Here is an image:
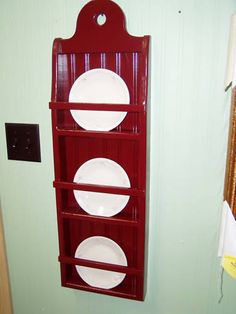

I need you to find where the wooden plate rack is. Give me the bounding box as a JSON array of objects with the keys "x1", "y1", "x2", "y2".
[{"x1": 49, "y1": 0, "x2": 150, "y2": 301}]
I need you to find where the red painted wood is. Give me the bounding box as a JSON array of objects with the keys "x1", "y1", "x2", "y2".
[
  {"x1": 61, "y1": 212, "x2": 140, "y2": 226},
  {"x1": 56, "y1": 129, "x2": 141, "y2": 140},
  {"x1": 60, "y1": 191, "x2": 143, "y2": 224},
  {"x1": 59, "y1": 256, "x2": 142, "y2": 275},
  {"x1": 55, "y1": 1, "x2": 148, "y2": 54},
  {"x1": 50, "y1": 0, "x2": 150, "y2": 301},
  {"x1": 62, "y1": 281, "x2": 138, "y2": 300},
  {"x1": 53, "y1": 181, "x2": 144, "y2": 196},
  {"x1": 49, "y1": 102, "x2": 144, "y2": 111}
]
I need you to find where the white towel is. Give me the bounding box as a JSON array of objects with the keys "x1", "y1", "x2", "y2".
[
  {"x1": 218, "y1": 201, "x2": 236, "y2": 259},
  {"x1": 218, "y1": 201, "x2": 236, "y2": 279}
]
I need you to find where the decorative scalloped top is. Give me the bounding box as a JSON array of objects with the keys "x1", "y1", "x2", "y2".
[{"x1": 55, "y1": 0, "x2": 149, "y2": 53}]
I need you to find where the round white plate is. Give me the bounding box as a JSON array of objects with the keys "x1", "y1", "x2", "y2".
[
  {"x1": 69, "y1": 68, "x2": 130, "y2": 131},
  {"x1": 75, "y1": 236, "x2": 127, "y2": 289},
  {"x1": 73, "y1": 158, "x2": 130, "y2": 217}
]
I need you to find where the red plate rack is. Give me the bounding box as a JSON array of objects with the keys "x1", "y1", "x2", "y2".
[{"x1": 49, "y1": 0, "x2": 150, "y2": 301}]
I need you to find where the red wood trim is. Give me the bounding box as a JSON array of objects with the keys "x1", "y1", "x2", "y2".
[
  {"x1": 49, "y1": 102, "x2": 145, "y2": 112},
  {"x1": 59, "y1": 256, "x2": 142, "y2": 275},
  {"x1": 53, "y1": 181, "x2": 145, "y2": 197},
  {"x1": 55, "y1": 1, "x2": 149, "y2": 54},
  {"x1": 61, "y1": 211, "x2": 139, "y2": 226},
  {"x1": 58, "y1": 42, "x2": 148, "y2": 54},
  {"x1": 62, "y1": 282, "x2": 138, "y2": 300},
  {"x1": 55, "y1": 129, "x2": 141, "y2": 140}
]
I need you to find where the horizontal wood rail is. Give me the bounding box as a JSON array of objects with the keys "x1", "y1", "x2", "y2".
[
  {"x1": 63, "y1": 281, "x2": 138, "y2": 300},
  {"x1": 53, "y1": 181, "x2": 145, "y2": 197},
  {"x1": 49, "y1": 101, "x2": 146, "y2": 112},
  {"x1": 59, "y1": 255, "x2": 142, "y2": 275},
  {"x1": 61, "y1": 211, "x2": 139, "y2": 226},
  {"x1": 55, "y1": 128, "x2": 141, "y2": 140}
]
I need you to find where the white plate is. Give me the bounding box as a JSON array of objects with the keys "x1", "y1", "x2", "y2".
[
  {"x1": 75, "y1": 236, "x2": 127, "y2": 289},
  {"x1": 73, "y1": 158, "x2": 130, "y2": 217},
  {"x1": 69, "y1": 68, "x2": 130, "y2": 131}
]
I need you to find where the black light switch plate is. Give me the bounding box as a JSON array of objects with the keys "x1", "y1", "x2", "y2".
[{"x1": 5, "y1": 123, "x2": 41, "y2": 162}]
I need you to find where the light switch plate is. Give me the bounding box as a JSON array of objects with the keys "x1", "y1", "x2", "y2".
[{"x1": 5, "y1": 123, "x2": 41, "y2": 162}]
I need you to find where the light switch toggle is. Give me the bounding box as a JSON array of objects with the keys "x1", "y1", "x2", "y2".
[
  {"x1": 11, "y1": 137, "x2": 18, "y2": 149},
  {"x1": 25, "y1": 137, "x2": 31, "y2": 151}
]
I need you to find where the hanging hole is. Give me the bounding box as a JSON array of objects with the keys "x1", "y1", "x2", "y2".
[{"x1": 96, "y1": 13, "x2": 106, "y2": 26}]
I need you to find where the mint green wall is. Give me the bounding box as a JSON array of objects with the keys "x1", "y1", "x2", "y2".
[{"x1": 1, "y1": 0, "x2": 236, "y2": 313}]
